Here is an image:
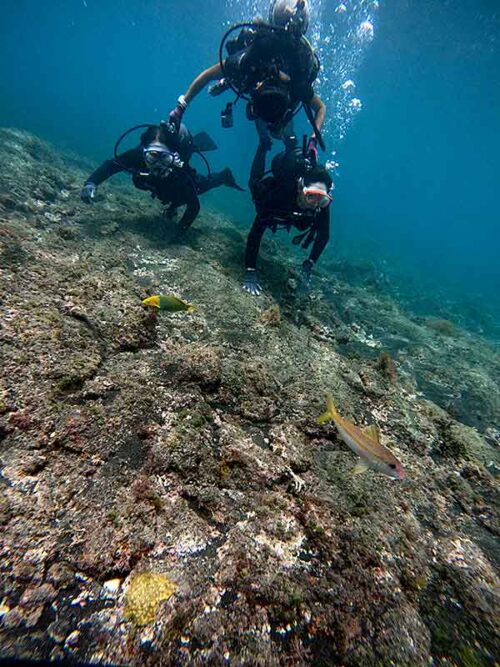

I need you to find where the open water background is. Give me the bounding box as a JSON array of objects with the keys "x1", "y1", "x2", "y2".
[{"x1": 1, "y1": 0, "x2": 499, "y2": 336}]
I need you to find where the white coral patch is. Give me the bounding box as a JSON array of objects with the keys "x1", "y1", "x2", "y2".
[
  {"x1": 174, "y1": 536, "x2": 210, "y2": 557},
  {"x1": 0, "y1": 600, "x2": 10, "y2": 618},
  {"x1": 253, "y1": 531, "x2": 305, "y2": 568},
  {"x1": 102, "y1": 579, "x2": 122, "y2": 597},
  {"x1": 444, "y1": 538, "x2": 496, "y2": 582},
  {"x1": 44, "y1": 212, "x2": 62, "y2": 223}
]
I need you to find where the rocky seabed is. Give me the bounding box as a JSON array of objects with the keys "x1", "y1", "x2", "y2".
[{"x1": 0, "y1": 129, "x2": 499, "y2": 666}]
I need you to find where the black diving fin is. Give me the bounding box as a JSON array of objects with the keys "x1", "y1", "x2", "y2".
[{"x1": 192, "y1": 131, "x2": 218, "y2": 152}]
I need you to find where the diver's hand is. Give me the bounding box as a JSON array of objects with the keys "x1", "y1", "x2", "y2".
[
  {"x1": 209, "y1": 79, "x2": 229, "y2": 97},
  {"x1": 307, "y1": 137, "x2": 318, "y2": 164},
  {"x1": 301, "y1": 259, "x2": 314, "y2": 288},
  {"x1": 259, "y1": 136, "x2": 273, "y2": 151},
  {"x1": 242, "y1": 268, "x2": 262, "y2": 296},
  {"x1": 168, "y1": 95, "x2": 188, "y2": 131},
  {"x1": 161, "y1": 204, "x2": 178, "y2": 223},
  {"x1": 81, "y1": 182, "x2": 96, "y2": 204}
]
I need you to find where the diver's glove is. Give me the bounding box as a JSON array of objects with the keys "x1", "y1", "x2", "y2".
[
  {"x1": 162, "y1": 204, "x2": 178, "y2": 222},
  {"x1": 168, "y1": 95, "x2": 188, "y2": 131},
  {"x1": 307, "y1": 137, "x2": 318, "y2": 164},
  {"x1": 242, "y1": 268, "x2": 262, "y2": 296},
  {"x1": 301, "y1": 259, "x2": 314, "y2": 287},
  {"x1": 81, "y1": 182, "x2": 97, "y2": 204}
]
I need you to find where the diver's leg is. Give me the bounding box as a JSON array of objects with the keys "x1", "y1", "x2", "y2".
[{"x1": 195, "y1": 170, "x2": 244, "y2": 194}]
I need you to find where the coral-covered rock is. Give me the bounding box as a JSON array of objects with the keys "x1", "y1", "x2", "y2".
[{"x1": 0, "y1": 129, "x2": 498, "y2": 666}]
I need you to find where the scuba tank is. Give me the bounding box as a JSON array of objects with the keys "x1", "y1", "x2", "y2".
[{"x1": 271, "y1": 136, "x2": 314, "y2": 181}]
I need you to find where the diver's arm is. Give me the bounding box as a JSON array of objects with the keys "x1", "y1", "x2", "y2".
[
  {"x1": 248, "y1": 142, "x2": 269, "y2": 195},
  {"x1": 169, "y1": 64, "x2": 225, "y2": 129},
  {"x1": 245, "y1": 217, "x2": 267, "y2": 269},
  {"x1": 175, "y1": 124, "x2": 194, "y2": 162},
  {"x1": 183, "y1": 63, "x2": 224, "y2": 105},
  {"x1": 243, "y1": 214, "x2": 267, "y2": 295},
  {"x1": 178, "y1": 192, "x2": 201, "y2": 231},
  {"x1": 85, "y1": 160, "x2": 122, "y2": 187},
  {"x1": 85, "y1": 149, "x2": 140, "y2": 186},
  {"x1": 305, "y1": 94, "x2": 326, "y2": 159},
  {"x1": 309, "y1": 209, "x2": 330, "y2": 264},
  {"x1": 310, "y1": 94, "x2": 326, "y2": 133}
]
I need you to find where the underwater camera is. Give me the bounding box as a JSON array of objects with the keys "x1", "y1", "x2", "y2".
[{"x1": 221, "y1": 102, "x2": 234, "y2": 128}]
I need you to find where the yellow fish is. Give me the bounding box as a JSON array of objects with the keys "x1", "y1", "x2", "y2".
[
  {"x1": 317, "y1": 395, "x2": 405, "y2": 480},
  {"x1": 142, "y1": 295, "x2": 196, "y2": 313}
]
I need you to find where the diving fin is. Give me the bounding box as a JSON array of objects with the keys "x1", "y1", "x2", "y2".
[
  {"x1": 192, "y1": 131, "x2": 218, "y2": 152},
  {"x1": 326, "y1": 395, "x2": 339, "y2": 419},
  {"x1": 317, "y1": 395, "x2": 339, "y2": 425}
]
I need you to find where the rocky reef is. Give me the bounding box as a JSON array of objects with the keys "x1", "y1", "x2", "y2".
[{"x1": 0, "y1": 128, "x2": 498, "y2": 666}]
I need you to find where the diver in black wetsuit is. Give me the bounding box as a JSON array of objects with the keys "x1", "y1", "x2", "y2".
[
  {"x1": 80, "y1": 124, "x2": 243, "y2": 233},
  {"x1": 242, "y1": 141, "x2": 333, "y2": 296},
  {"x1": 167, "y1": 0, "x2": 325, "y2": 156}
]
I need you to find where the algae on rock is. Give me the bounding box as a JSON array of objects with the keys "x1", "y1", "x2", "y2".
[{"x1": 124, "y1": 573, "x2": 176, "y2": 626}]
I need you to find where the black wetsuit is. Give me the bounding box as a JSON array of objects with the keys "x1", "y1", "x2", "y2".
[
  {"x1": 225, "y1": 26, "x2": 319, "y2": 107},
  {"x1": 84, "y1": 127, "x2": 229, "y2": 230},
  {"x1": 245, "y1": 143, "x2": 330, "y2": 269},
  {"x1": 223, "y1": 24, "x2": 320, "y2": 144}
]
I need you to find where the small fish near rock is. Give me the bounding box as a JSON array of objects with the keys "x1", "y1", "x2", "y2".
[
  {"x1": 317, "y1": 395, "x2": 405, "y2": 480},
  {"x1": 142, "y1": 295, "x2": 196, "y2": 313}
]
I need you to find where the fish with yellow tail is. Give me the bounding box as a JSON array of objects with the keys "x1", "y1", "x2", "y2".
[
  {"x1": 142, "y1": 295, "x2": 196, "y2": 313},
  {"x1": 317, "y1": 395, "x2": 405, "y2": 480}
]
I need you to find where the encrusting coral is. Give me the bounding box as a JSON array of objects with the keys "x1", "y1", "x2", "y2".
[{"x1": 124, "y1": 573, "x2": 177, "y2": 626}]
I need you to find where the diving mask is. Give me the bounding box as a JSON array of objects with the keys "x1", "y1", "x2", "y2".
[
  {"x1": 298, "y1": 179, "x2": 333, "y2": 210},
  {"x1": 143, "y1": 142, "x2": 175, "y2": 168}
]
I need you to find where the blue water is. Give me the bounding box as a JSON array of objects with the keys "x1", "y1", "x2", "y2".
[{"x1": 1, "y1": 0, "x2": 499, "y2": 335}]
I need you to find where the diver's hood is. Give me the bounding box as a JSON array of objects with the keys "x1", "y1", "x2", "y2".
[
  {"x1": 271, "y1": 148, "x2": 310, "y2": 180},
  {"x1": 251, "y1": 84, "x2": 291, "y2": 124},
  {"x1": 269, "y1": 0, "x2": 310, "y2": 35}
]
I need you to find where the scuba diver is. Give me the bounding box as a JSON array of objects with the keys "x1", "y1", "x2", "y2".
[
  {"x1": 167, "y1": 0, "x2": 325, "y2": 156},
  {"x1": 242, "y1": 138, "x2": 333, "y2": 296},
  {"x1": 80, "y1": 123, "x2": 243, "y2": 233}
]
